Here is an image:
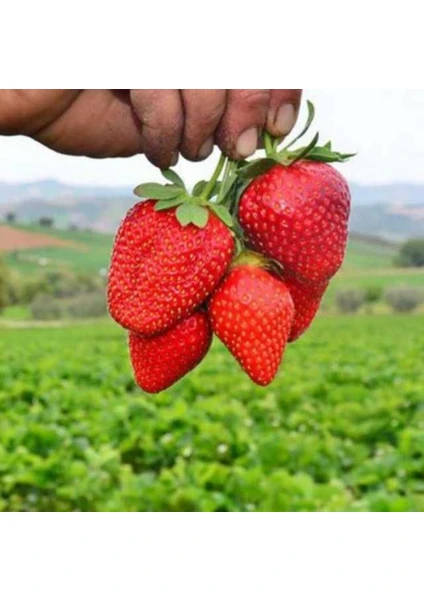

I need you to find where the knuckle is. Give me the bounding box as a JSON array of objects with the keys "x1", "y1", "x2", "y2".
[
  {"x1": 235, "y1": 89, "x2": 270, "y2": 112},
  {"x1": 185, "y1": 91, "x2": 225, "y2": 129}
]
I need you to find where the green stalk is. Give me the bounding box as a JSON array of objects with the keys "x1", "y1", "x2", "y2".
[
  {"x1": 216, "y1": 157, "x2": 232, "y2": 204},
  {"x1": 201, "y1": 153, "x2": 227, "y2": 200},
  {"x1": 263, "y1": 131, "x2": 275, "y2": 157}
]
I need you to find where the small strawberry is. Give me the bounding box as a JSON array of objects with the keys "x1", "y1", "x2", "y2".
[
  {"x1": 108, "y1": 200, "x2": 234, "y2": 336},
  {"x1": 208, "y1": 252, "x2": 294, "y2": 386},
  {"x1": 129, "y1": 311, "x2": 212, "y2": 393},
  {"x1": 283, "y1": 275, "x2": 328, "y2": 342},
  {"x1": 238, "y1": 160, "x2": 351, "y2": 285}
]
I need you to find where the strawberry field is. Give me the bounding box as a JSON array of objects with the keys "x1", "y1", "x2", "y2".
[{"x1": 1, "y1": 315, "x2": 423, "y2": 512}]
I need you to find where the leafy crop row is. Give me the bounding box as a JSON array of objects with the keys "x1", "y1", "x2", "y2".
[{"x1": 0, "y1": 316, "x2": 423, "y2": 511}]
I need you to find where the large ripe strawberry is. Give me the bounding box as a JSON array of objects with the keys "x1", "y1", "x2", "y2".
[
  {"x1": 283, "y1": 275, "x2": 328, "y2": 342},
  {"x1": 129, "y1": 311, "x2": 212, "y2": 393},
  {"x1": 208, "y1": 253, "x2": 294, "y2": 386},
  {"x1": 108, "y1": 200, "x2": 234, "y2": 336},
  {"x1": 238, "y1": 160, "x2": 351, "y2": 285}
]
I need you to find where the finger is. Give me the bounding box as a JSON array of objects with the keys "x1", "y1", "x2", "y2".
[
  {"x1": 215, "y1": 89, "x2": 270, "y2": 159},
  {"x1": 180, "y1": 89, "x2": 227, "y2": 161},
  {"x1": 34, "y1": 90, "x2": 145, "y2": 158},
  {"x1": 266, "y1": 89, "x2": 302, "y2": 137},
  {"x1": 130, "y1": 89, "x2": 184, "y2": 168}
]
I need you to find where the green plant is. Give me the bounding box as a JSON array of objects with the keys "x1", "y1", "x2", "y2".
[
  {"x1": 385, "y1": 287, "x2": 423, "y2": 313},
  {"x1": 0, "y1": 316, "x2": 423, "y2": 512},
  {"x1": 63, "y1": 291, "x2": 107, "y2": 319},
  {"x1": 30, "y1": 291, "x2": 108, "y2": 321},
  {"x1": 335, "y1": 288, "x2": 365, "y2": 314},
  {"x1": 30, "y1": 293, "x2": 64, "y2": 320},
  {"x1": 396, "y1": 238, "x2": 424, "y2": 268},
  {"x1": 364, "y1": 285, "x2": 383, "y2": 304}
]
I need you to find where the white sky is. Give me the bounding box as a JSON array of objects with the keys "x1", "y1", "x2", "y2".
[{"x1": 0, "y1": 89, "x2": 423, "y2": 188}]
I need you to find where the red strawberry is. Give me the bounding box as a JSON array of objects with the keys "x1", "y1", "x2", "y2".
[
  {"x1": 208, "y1": 254, "x2": 294, "y2": 386},
  {"x1": 283, "y1": 276, "x2": 328, "y2": 342},
  {"x1": 129, "y1": 311, "x2": 212, "y2": 393},
  {"x1": 108, "y1": 201, "x2": 234, "y2": 336},
  {"x1": 238, "y1": 161, "x2": 350, "y2": 285}
]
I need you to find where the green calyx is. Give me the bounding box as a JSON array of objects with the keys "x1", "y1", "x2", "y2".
[
  {"x1": 232, "y1": 250, "x2": 270, "y2": 270},
  {"x1": 133, "y1": 154, "x2": 237, "y2": 230},
  {"x1": 231, "y1": 250, "x2": 283, "y2": 275},
  {"x1": 237, "y1": 100, "x2": 356, "y2": 181}
]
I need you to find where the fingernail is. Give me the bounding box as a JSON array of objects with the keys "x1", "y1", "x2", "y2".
[
  {"x1": 170, "y1": 152, "x2": 179, "y2": 166},
  {"x1": 274, "y1": 104, "x2": 296, "y2": 135},
  {"x1": 198, "y1": 137, "x2": 214, "y2": 160},
  {"x1": 236, "y1": 127, "x2": 258, "y2": 158}
]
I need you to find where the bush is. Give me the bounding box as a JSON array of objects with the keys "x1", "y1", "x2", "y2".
[
  {"x1": 385, "y1": 287, "x2": 424, "y2": 313},
  {"x1": 38, "y1": 216, "x2": 54, "y2": 228},
  {"x1": 17, "y1": 270, "x2": 106, "y2": 305},
  {"x1": 0, "y1": 257, "x2": 8, "y2": 313},
  {"x1": 396, "y1": 238, "x2": 424, "y2": 268},
  {"x1": 63, "y1": 291, "x2": 107, "y2": 319},
  {"x1": 30, "y1": 294, "x2": 64, "y2": 320},
  {"x1": 4, "y1": 271, "x2": 24, "y2": 306},
  {"x1": 5, "y1": 212, "x2": 16, "y2": 223},
  {"x1": 364, "y1": 286, "x2": 383, "y2": 304},
  {"x1": 335, "y1": 288, "x2": 365, "y2": 314},
  {"x1": 30, "y1": 291, "x2": 107, "y2": 321}
]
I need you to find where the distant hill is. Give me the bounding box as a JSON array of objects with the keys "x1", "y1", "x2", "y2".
[
  {"x1": 0, "y1": 179, "x2": 129, "y2": 203},
  {"x1": 350, "y1": 203, "x2": 424, "y2": 241},
  {"x1": 350, "y1": 182, "x2": 424, "y2": 206},
  {"x1": 1, "y1": 179, "x2": 424, "y2": 240},
  {"x1": 2, "y1": 178, "x2": 424, "y2": 206}
]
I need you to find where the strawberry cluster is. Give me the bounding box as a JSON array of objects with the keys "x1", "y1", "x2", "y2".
[{"x1": 108, "y1": 102, "x2": 353, "y2": 392}]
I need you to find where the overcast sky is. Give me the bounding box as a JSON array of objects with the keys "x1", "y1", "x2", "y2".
[{"x1": 0, "y1": 89, "x2": 423, "y2": 188}]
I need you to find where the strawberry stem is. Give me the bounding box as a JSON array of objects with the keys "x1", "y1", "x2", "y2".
[
  {"x1": 263, "y1": 131, "x2": 275, "y2": 157},
  {"x1": 201, "y1": 153, "x2": 227, "y2": 201}
]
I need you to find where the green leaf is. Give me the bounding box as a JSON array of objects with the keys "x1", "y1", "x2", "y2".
[
  {"x1": 193, "y1": 181, "x2": 207, "y2": 196},
  {"x1": 306, "y1": 146, "x2": 356, "y2": 163},
  {"x1": 235, "y1": 237, "x2": 244, "y2": 254},
  {"x1": 161, "y1": 169, "x2": 185, "y2": 188},
  {"x1": 133, "y1": 183, "x2": 182, "y2": 200},
  {"x1": 192, "y1": 180, "x2": 221, "y2": 199},
  {"x1": 154, "y1": 198, "x2": 186, "y2": 211},
  {"x1": 208, "y1": 181, "x2": 222, "y2": 198},
  {"x1": 283, "y1": 132, "x2": 320, "y2": 166},
  {"x1": 237, "y1": 158, "x2": 279, "y2": 180},
  {"x1": 210, "y1": 204, "x2": 233, "y2": 228},
  {"x1": 191, "y1": 206, "x2": 209, "y2": 228},
  {"x1": 284, "y1": 100, "x2": 315, "y2": 150},
  {"x1": 220, "y1": 172, "x2": 238, "y2": 200},
  {"x1": 176, "y1": 204, "x2": 209, "y2": 228}
]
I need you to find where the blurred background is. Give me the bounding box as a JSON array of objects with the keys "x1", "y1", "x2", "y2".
[{"x1": 0, "y1": 89, "x2": 423, "y2": 511}]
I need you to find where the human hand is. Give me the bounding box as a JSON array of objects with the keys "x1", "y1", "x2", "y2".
[{"x1": 0, "y1": 89, "x2": 302, "y2": 168}]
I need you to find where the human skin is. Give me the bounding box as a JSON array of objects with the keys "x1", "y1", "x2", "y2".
[{"x1": 0, "y1": 89, "x2": 302, "y2": 168}]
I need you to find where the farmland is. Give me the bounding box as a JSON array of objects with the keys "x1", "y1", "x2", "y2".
[
  {"x1": 1, "y1": 315, "x2": 423, "y2": 512},
  {"x1": 2, "y1": 224, "x2": 113, "y2": 275},
  {"x1": 1, "y1": 225, "x2": 423, "y2": 322}
]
